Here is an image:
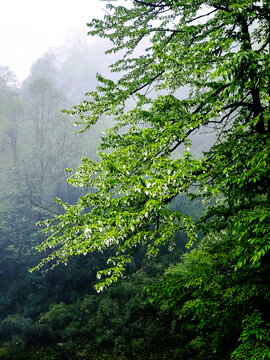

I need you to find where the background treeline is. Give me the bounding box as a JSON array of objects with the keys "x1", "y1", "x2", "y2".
[{"x1": 0, "y1": 39, "x2": 203, "y2": 360}]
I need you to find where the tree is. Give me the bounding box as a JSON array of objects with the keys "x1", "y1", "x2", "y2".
[
  {"x1": 33, "y1": 0, "x2": 270, "y2": 292},
  {"x1": 149, "y1": 231, "x2": 270, "y2": 359}
]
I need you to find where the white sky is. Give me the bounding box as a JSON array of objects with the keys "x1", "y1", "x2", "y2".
[{"x1": 0, "y1": 0, "x2": 108, "y2": 82}]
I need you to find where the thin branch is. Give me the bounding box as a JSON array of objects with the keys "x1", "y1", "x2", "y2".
[
  {"x1": 222, "y1": 101, "x2": 251, "y2": 111},
  {"x1": 169, "y1": 128, "x2": 194, "y2": 153},
  {"x1": 133, "y1": 0, "x2": 167, "y2": 9},
  {"x1": 194, "y1": 83, "x2": 231, "y2": 114},
  {"x1": 186, "y1": 9, "x2": 218, "y2": 24},
  {"x1": 208, "y1": 107, "x2": 237, "y2": 125},
  {"x1": 130, "y1": 71, "x2": 164, "y2": 95},
  {"x1": 212, "y1": 5, "x2": 231, "y2": 12},
  {"x1": 258, "y1": 39, "x2": 270, "y2": 52},
  {"x1": 21, "y1": 194, "x2": 60, "y2": 216}
]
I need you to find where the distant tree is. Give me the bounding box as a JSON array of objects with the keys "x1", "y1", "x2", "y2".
[
  {"x1": 0, "y1": 59, "x2": 100, "y2": 326},
  {"x1": 33, "y1": 0, "x2": 270, "y2": 292},
  {"x1": 20, "y1": 76, "x2": 81, "y2": 207},
  {"x1": 0, "y1": 67, "x2": 23, "y2": 211},
  {"x1": 0, "y1": 66, "x2": 17, "y2": 103}
]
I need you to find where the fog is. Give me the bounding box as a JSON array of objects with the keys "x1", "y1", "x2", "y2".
[
  {"x1": 0, "y1": 2, "x2": 214, "y2": 358},
  {"x1": 0, "y1": 0, "x2": 109, "y2": 82}
]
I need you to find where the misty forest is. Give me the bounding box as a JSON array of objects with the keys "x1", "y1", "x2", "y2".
[{"x1": 0, "y1": 1, "x2": 270, "y2": 359}]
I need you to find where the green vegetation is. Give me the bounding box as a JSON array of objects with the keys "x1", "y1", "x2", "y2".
[{"x1": 1, "y1": 1, "x2": 270, "y2": 359}]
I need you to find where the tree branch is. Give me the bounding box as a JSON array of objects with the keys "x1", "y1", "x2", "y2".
[
  {"x1": 21, "y1": 194, "x2": 60, "y2": 216},
  {"x1": 133, "y1": 0, "x2": 166, "y2": 8}
]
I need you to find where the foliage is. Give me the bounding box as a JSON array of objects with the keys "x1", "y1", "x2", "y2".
[
  {"x1": 231, "y1": 311, "x2": 270, "y2": 360},
  {"x1": 32, "y1": 0, "x2": 270, "y2": 294},
  {"x1": 149, "y1": 231, "x2": 270, "y2": 359},
  {"x1": 0, "y1": 262, "x2": 184, "y2": 360}
]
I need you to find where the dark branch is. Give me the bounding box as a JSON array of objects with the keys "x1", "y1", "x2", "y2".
[
  {"x1": 133, "y1": 0, "x2": 167, "y2": 8},
  {"x1": 22, "y1": 194, "x2": 60, "y2": 216},
  {"x1": 186, "y1": 9, "x2": 218, "y2": 24}
]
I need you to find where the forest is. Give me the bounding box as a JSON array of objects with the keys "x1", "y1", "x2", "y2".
[{"x1": 0, "y1": 1, "x2": 269, "y2": 359}]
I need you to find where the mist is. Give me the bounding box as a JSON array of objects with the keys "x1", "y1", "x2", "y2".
[{"x1": 0, "y1": 5, "x2": 220, "y2": 357}]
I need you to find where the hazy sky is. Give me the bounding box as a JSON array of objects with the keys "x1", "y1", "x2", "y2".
[{"x1": 0, "y1": 0, "x2": 109, "y2": 82}]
